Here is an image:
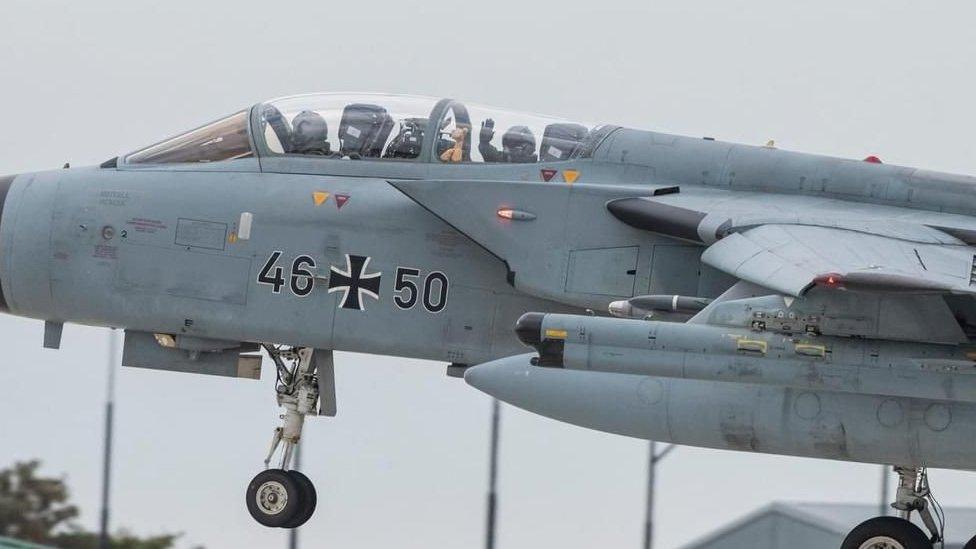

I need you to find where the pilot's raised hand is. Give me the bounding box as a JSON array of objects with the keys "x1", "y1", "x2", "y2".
[{"x1": 480, "y1": 118, "x2": 495, "y2": 144}]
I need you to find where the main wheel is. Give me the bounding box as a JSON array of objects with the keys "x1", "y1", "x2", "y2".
[
  {"x1": 841, "y1": 517, "x2": 932, "y2": 549},
  {"x1": 283, "y1": 470, "x2": 317, "y2": 528},
  {"x1": 964, "y1": 534, "x2": 976, "y2": 549},
  {"x1": 246, "y1": 469, "x2": 305, "y2": 527}
]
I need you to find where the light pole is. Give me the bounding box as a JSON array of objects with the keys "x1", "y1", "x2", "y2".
[
  {"x1": 643, "y1": 442, "x2": 676, "y2": 549},
  {"x1": 98, "y1": 329, "x2": 119, "y2": 549},
  {"x1": 288, "y1": 443, "x2": 302, "y2": 549},
  {"x1": 485, "y1": 398, "x2": 501, "y2": 549},
  {"x1": 879, "y1": 465, "x2": 889, "y2": 517}
]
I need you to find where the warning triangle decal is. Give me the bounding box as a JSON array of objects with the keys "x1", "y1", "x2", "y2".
[
  {"x1": 335, "y1": 194, "x2": 350, "y2": 209},
  {"x1": 540, "y1": 168, "x2": 557, "y2": 182},
  {"x1": 313, "y1": 191, "x2": 330, "y2": 206}
]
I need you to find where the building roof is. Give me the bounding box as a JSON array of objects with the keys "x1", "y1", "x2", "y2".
[{"x1": 683, "y1": 501, "x2": 976, "y2": 548}]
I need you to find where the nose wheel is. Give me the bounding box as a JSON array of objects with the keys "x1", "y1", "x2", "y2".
[
  {"x1": 841, "y1": 467, "x2": 945, "y2": 549},
  {"x1": 246, "y1": 469, "x2": 315, "y2": 528},
  {"x1": 841, "y1": 516, "x2": 931, "y2": 549},
  {"x1": 246, "y1": 346, "x2": 334, "y2": 529},
  {"x1": 285, "y1": 470, "x2": 318, "y2": 528}
]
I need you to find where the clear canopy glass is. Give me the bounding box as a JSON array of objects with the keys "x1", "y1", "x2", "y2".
[
  {"x1": 127, "y1": 110, "x2": 253, "y2": 164},
  {"x1": 435, "y1": 100, "x2": 592, "y2": 164},
  {"x1": 257, "y1": 93, "x2": 594, "y2": 164},
  {"x1": 258, "y1": 93, "x2": 440, "y2": 160},
  {"x1": 123, "y1": 93, "x2": 598, "y2": 165}
]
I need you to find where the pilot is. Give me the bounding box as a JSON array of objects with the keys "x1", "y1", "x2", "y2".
[
  {"x1": 478, "y1": 119, "x2": 537, "y2": 163},
  {"x1": 291, "y1": 110, "x2": 336, "y2": 156}
]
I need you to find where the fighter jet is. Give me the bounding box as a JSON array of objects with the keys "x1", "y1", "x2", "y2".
[{"x1": 1, "y1": 92, "x2": 974, "y2": 547}]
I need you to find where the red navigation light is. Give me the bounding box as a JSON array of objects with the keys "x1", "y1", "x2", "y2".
[
  {"x1": 863, "y1": 155, "x2": 883, "y2": 164},
  {"x1": 814, "y1": 272, "x2": 845, "y2": 289}
]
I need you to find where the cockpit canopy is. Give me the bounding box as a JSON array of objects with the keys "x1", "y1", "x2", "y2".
[
  {"x1": 125, "y1": 93, "x2": 602, "y2": 165},
  {"x1": 259, "y1": 94, "x2": 439, "y2": 160}
]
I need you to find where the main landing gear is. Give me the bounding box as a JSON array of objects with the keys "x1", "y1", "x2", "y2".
[
  {"x1": 841, "y1": 467, "x2": 947, "y2": 549},
  {"x1": 246, "y1": 346, "x2": 335, "y2": 529}
]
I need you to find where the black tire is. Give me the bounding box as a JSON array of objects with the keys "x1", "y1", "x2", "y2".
[
  {"x1": 245, "y1": 469, "x2": 305, "y2": 528},
  {"x1": 283, "y1": 470, "x2": 317, "y2": 529},
  {"x1": 841, "y1": 517, "x2": 932, "y2": 549},
  {"x1": 964, "y1": 534, "x2": 976, "y2": 549}
]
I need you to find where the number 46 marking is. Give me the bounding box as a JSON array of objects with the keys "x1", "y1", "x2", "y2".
[
  {"x1": 257, "y1": 251, "x2": 316, "y2": 297},
  {"x1": 394, "y1": 267, "x2": 448, "y2": 313}
]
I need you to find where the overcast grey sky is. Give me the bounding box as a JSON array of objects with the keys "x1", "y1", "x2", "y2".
[{"x1": 2, "y1": 1, "x2": 976, "y2": 548}]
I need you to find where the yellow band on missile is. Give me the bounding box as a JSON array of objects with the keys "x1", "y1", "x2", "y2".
[
  {"x1": 736, "y1": 339, "x2": 767, "y2": 354},
  {"x1": 544, "y1": 328, "x2": 568, "y2": 340},
  {"x1": 795, "y1": 343, "x2": 826, "y2": 358}
]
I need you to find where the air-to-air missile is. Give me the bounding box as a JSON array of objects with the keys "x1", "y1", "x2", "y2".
[
  {"x1": 516, "y1": 311, "x2": 976, "y2": 402},
  {"x1": 464, "y1": 308, "x2": 976, "y2": 469},
  {"x1": 608, "y1": 294, "x2": 712, "y2": 320}
]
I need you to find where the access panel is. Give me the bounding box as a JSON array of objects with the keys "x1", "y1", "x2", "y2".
[
  {"x1": 648, "y1": 244, "x2": 701, "y2": 296},
  {"x1": 565, "y1": 246, "x2": 638, "y2": 297}
]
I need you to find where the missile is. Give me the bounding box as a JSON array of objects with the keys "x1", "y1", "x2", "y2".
[
  {"x1": 512, "y1": 312, "x2": 976, "y2": 403},
  {"x1": 608, "y1": 294, "x2": 711, "y2": 319}
]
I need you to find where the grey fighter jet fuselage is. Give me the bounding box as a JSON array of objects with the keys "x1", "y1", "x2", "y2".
[{"x1": 2, "y1": 92, "x2": 974, "y2": 543}]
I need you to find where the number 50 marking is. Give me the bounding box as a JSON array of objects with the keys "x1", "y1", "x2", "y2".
[{"x1": 394, "y1": 267, "x2": 449, "y2": 313}]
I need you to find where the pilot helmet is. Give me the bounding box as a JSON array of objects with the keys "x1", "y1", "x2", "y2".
[
  {"x1": 502, "y1": 125, "x2": 536, "y2": 160},
  {"x1": 292, "y1": 110, "x2": 330, "y2": 153}
]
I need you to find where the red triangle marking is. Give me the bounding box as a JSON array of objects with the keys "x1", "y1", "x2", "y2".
[
  {"x1": 540, "y1": 168, "x2": 557, "y2": 182},
  {"x1": 335, "y1": 194, "x2": 350, "y2": 209}
]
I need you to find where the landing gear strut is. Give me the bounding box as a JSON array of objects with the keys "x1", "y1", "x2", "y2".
[
  {"x1": 246, "y1": 347, "x2": 333, "y2": 529},
  {"x1": 841, "y1": 466, "x2": 945, "y2": 549}
]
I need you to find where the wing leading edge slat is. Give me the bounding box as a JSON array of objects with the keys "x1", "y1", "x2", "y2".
[{"x1": 701, "y1": 224, "x2": 975, "y2": 297}]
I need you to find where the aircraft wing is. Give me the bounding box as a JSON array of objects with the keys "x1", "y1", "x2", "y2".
[
  {"x1": 700, "y1": 223, "x2": 975, "y2": 297},
  {"x1": 607, "y1": 193, "x2": 976, "y2": 297}
]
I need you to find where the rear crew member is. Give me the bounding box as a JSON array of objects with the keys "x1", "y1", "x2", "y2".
[{"x1": 478, "y1": 119, "x2": 537, "y2": 163}]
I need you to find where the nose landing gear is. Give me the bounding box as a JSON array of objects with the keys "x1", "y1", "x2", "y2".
[
  {"x1": 841, "y1": 467, "x2": 945, "y2": 549},
  {"x1": 246, "y1": 347, "x2": 333, "y2": 529}
]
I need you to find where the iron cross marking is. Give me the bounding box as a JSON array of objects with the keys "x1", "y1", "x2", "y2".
[{"x1": 327, "y1": 254, "x2": 382, "y2": 310}]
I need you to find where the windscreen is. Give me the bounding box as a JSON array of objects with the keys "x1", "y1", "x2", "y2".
[{"x1": 126, "y1": 111, "x2": 253, "y2": 164}]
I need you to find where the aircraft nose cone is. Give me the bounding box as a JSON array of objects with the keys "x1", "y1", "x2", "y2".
[
  {"x1": 0, "y1": 174, "x2": 15, "y2": 313},
  {"x1": 607, "y1": 300, "x2": 633, "y2": 318}
]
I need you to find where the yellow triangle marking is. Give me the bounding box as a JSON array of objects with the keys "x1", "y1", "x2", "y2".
[
  {"x1": 313, "y1": 191, "x2": 330, "y2": 206},
  {"x1": 563, "y1": 169, "x2": 580, "y2": 184}
]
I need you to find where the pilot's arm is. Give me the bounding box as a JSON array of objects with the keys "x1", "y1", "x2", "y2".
[{"x1": 478, "y1": 119, "x2": 506, "y2": 162}]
